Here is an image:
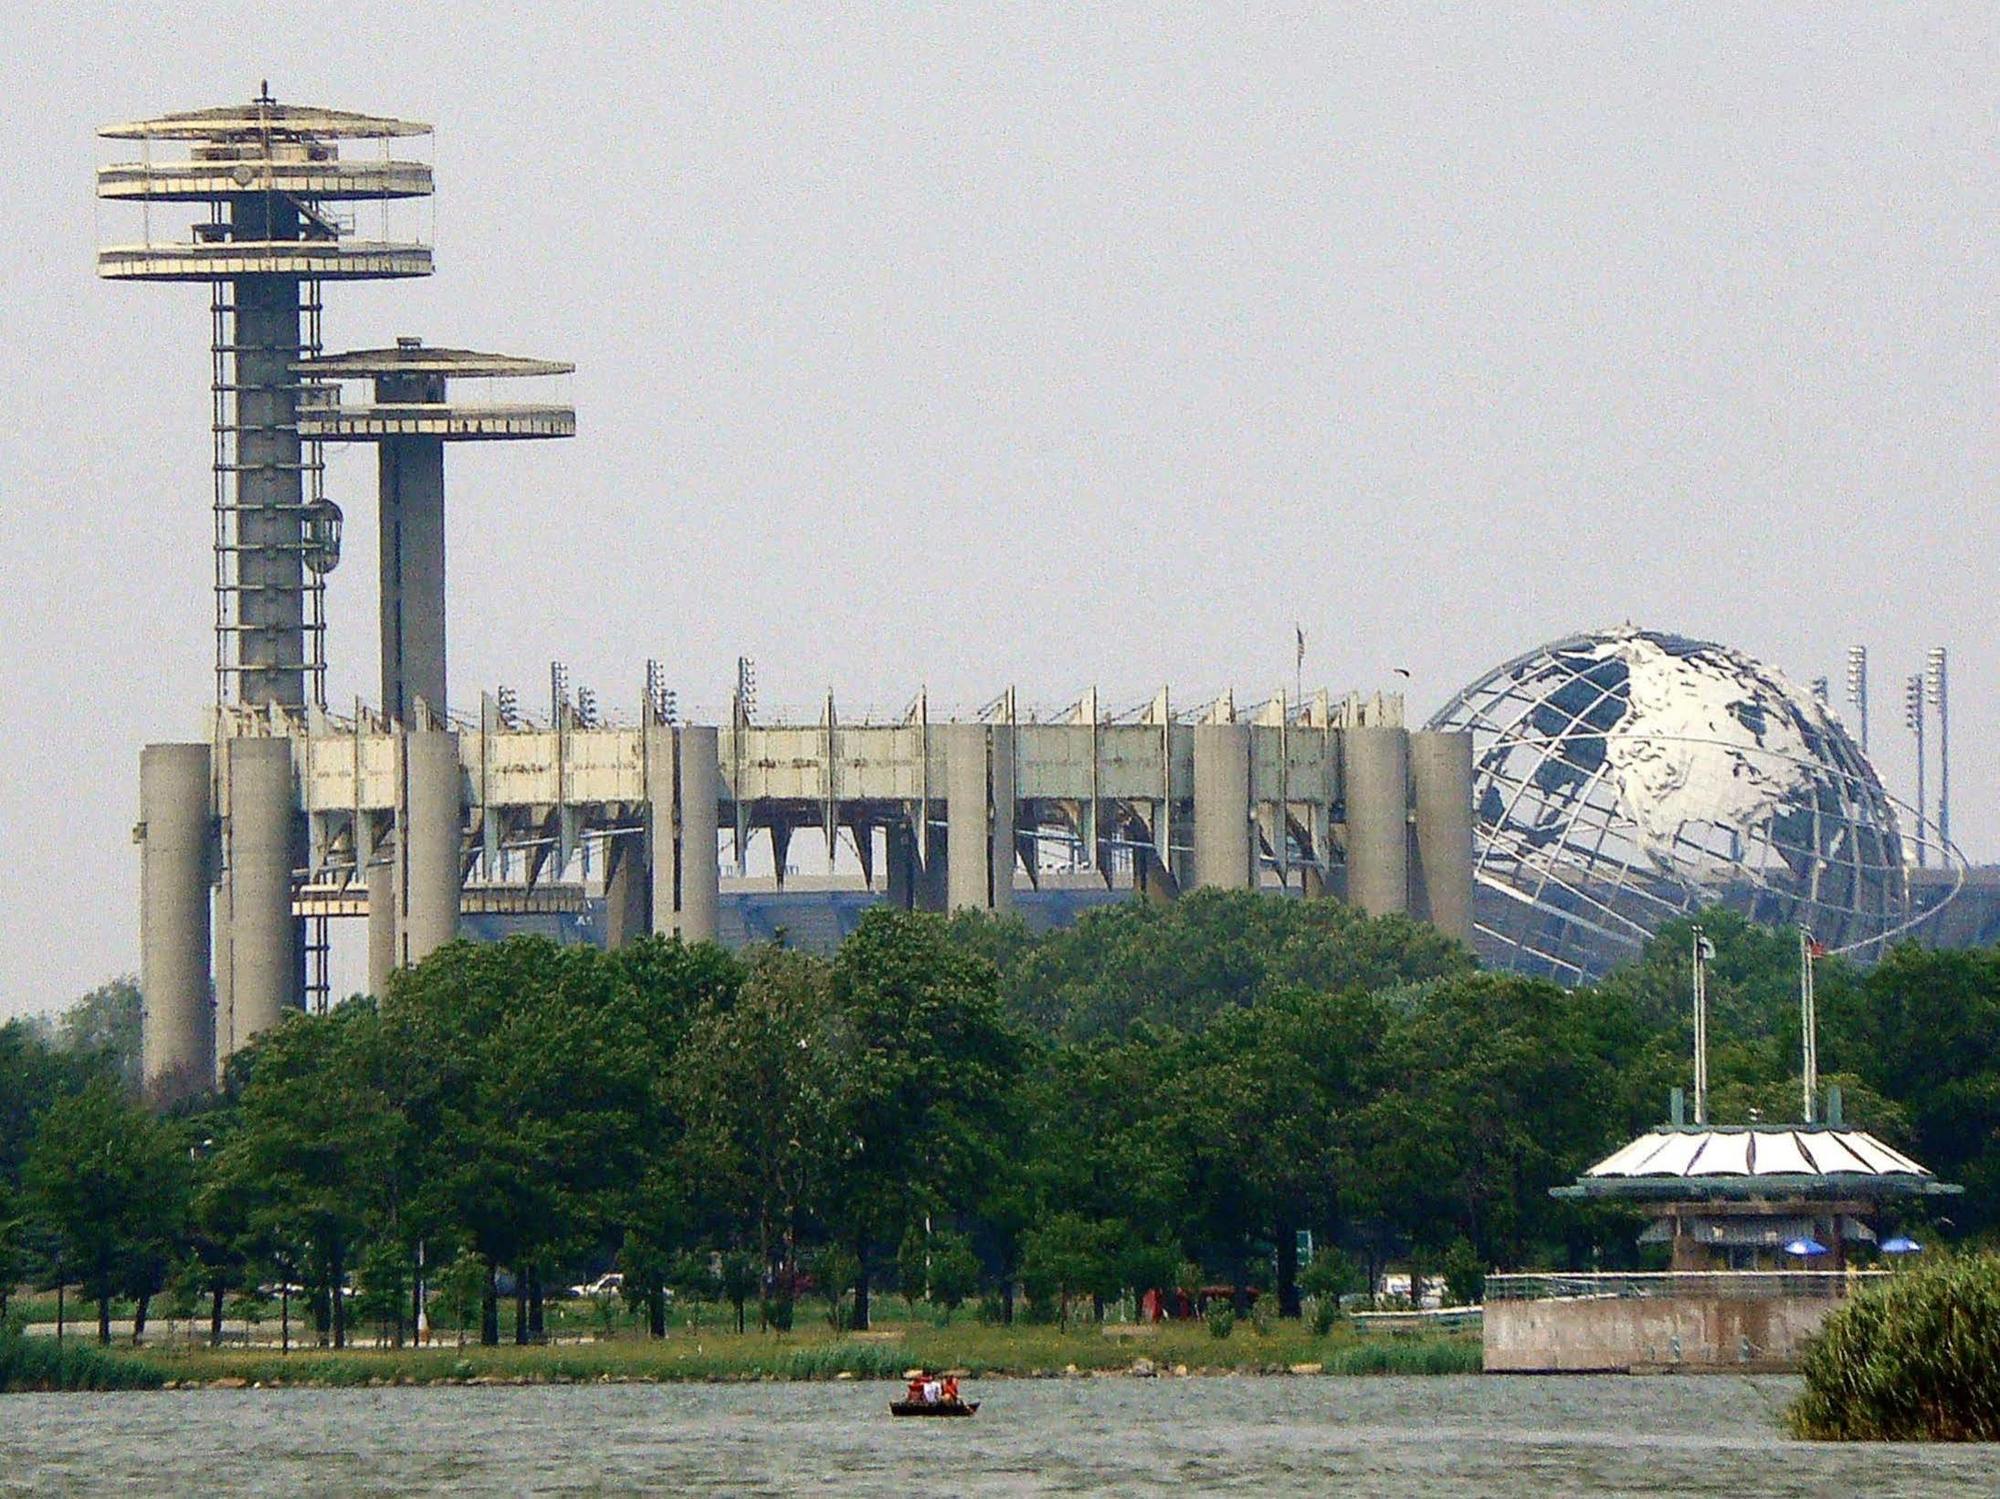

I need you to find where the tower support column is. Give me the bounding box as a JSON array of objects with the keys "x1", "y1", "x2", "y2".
[
  {"x1": 1342, "y1": 726, "x2": 1410, "y2": 918},
  {"x1": 229, "y1": 246, "x2": 308, "y2": 709},
  {"x1": 677, "y1": 728, "x2": 720, "y2": 941},
  {"x1": 398, "y1": 730, "x2": 462, "y2": 966},
  {"x1": 945, "y1": 725, "x2": 1003, "y2": 911},
  {"x1": 651, "y1": 728, "x2": 719, "y2": 942},
  {"x1": 1409, "y1": 731, "x2": 1475, "y2": 943},
  {"x1": 604, "y1": 833, "x2": 651, "y2": 947},
  {"x1": 219, "y1": 736, "x2": 299, "y2": 1069},
  {"x1": 139, "y1": 743, "x2": 214, "y2": 1100},
  {"x1": 366, "y1": 853, "x2": 396, "y2": 997},
  {"x1": 1192, "y1": 723, "x2": 1254, "y2": 890},
  {"x1": 377, "y1": 383, "x2": 448, "y2": 722},
  {"x1": 989, "y1": 724, "x2": 1017, "y2": 915}
]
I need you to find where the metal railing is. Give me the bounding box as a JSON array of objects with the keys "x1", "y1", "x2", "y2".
[{"x1": 1484, "y1": 1270, "x2": 1890, "y2": 1303}]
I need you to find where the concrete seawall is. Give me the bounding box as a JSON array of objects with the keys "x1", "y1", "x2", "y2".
[{"x1": 1484, "y1": 1294, "x2": 1840, "y2": 1373}]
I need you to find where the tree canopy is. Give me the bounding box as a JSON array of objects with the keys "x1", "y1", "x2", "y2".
[{"x1": 3, "y1": 896, "x2": 1996, "y2": 1340}]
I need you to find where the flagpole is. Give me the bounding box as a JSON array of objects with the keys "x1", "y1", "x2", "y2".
[
  {"x1": 1691, "y1": 924, "x2": 1709, "y2": 1126},
  {"x1": 1800, "y1": 926, "x2": 1818, "y2": 1123}
]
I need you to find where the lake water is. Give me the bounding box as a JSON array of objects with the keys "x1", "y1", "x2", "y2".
[{"x1": 2, "y1": 1375, "x2": 1992, "y2": 1496}]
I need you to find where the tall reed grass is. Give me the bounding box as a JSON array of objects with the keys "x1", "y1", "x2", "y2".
[
  {"x1": 1787, "y1": 1254, "x2": 2000, "y2": 1441},
  {"x1": 1321, "y1": 1336, "x2": 1482, "y2": 1376},
  {"x1": 0, "y1": 1326, "x2": 165, "y2": 1393}
]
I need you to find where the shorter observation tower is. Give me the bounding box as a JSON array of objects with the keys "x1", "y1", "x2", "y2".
[{"x1": 296, "y1": 338, "x2": 574, "y2": 992}]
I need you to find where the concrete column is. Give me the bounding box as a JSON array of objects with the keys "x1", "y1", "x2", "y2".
[
  {"x1": 945, "y1": 725, "x2": 992, "y2": 911},
  {"x1": 676, "y1": 728, "x2": 721, "y2": 942},
  {"x1": 366, "y1": 854, "x2": 396, "y2": 997},
  {"x1": 139, "y1": 743, "x2": 214, "y2": 1100},
  {"x1": 229, "y1": 205, "x2": 306, "y2": 707},
  {"x1": 885, "y1": 818, "x2": 917, "y2": 910},
  {"x1": 1192, "y1": 723, "x2": 1254, "y2": 890},
  {"x1": 220, "y1": 736, "x2": 298, "y2": 1066},
  {"x1": 399, "y1": 730, "x2": 462, "y2": 966},
  {"x1": 989, "y1": 724, "x2": 1016, "y2": 915},
  {"x1": 378, "y1": 425, "x2": 448, "y2": 723},
  {"x1": 1410, "y1": 730, "x2": 1476, "y2": 943},
  {"x1": 917, "y1": 820, "x2": 950, "y2": 911},
  {"x1": 647, "y1": 729, "x2": 677, "y2": 936},
  {"x1": 604, "y1": 834, "x2": 651, "y2": 947},
  {"x1": 1134, "y1": 843, "x2": 1178, "y2": 905},
  {"x1": 1342, "y1": 725, "x2": 1410, "y2": 918}
]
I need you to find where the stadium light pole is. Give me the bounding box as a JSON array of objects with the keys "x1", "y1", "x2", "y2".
[
  {"x1": 1844, "y1": 646, "x2": 1868, "y2": 752},
  {"x1": 1904, "y1": 673, "x2": 1926, "y2": 869},
  {"x1": 1926, "y1": 647, "x2": 1949, "y2": 855}
]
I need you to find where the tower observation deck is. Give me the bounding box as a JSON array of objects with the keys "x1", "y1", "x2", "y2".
[{"x1": 98, "y1": 87, "x2": 434, "y2": 710}]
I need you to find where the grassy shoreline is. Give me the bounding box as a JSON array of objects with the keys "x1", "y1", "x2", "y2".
[{"x1": 112, "y1": 1322, "x2": 1480, "y2": 1389}]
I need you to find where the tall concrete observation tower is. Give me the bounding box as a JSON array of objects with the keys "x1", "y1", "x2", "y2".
[
  {"x1": 99, "y1": 87, "x2": 434, "y2": 709},
  {"x1": 101, "y1": 91, "x2": 433, "y2": 1095}
]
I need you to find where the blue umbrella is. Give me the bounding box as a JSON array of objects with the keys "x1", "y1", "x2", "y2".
[
  {"x1": 1881, "y1": 1236, "x2": 1923, "y2": 1255},
  {"x1": 1784, "y1": 1237, "x2": 1829, "y2": 1257}
]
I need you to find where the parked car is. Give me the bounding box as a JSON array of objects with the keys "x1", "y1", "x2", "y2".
[{"x1": 568, "y1": 1272, "x2": 624, "y2": 1299}]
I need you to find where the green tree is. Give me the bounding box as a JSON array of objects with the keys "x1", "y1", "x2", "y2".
[
  {"x1": 207, "y1": 1004, "x2": 405, "y2": 1348},
  {"x1": 22, "y1": 1083, "x2": 188, "y2": 1344},
  {"x1": 1353, "y1": 972, "x2": 1617, "y2": 1269},
  {"x1": 50, "y1": 980, "x2": 145, "y2": 1096},
  {"x1": 1020, "y1": 1213, "x2": 1120, "y2": 1329},
  {"x1": 996, "y1": 888, "x2": 1473, "y2": 1041},
  {"x1": 618, "y1": 1227, "x2": 675, "y2": 1339},
  {"x1": 1176, "y1": 988, "x2": 1382, "y2": 1316},
  {"x1": 1825, "y1": 944, "x2": 2000, "y2": 1232},
  {"x1": 0, "y1": 1184, "x2": 25, "y2": 1322},
  {"x1": 826, "y1": 910, "x2": 1029, "y2": 1329},
  {"x1": 673, "y1": 946, "x2": 850, "y2": 1304},
  {"x1": 384, "y1": 937, "x2": 667, "y2": 1344},
  {"x1": 718, "y1": 1250, "x2": 758, "y2": 1334},
  {"x1": 0, "y1": 1018, "x2": 117, "y2": 1192},
  {"x1": 807, "y1": 1244, "x2": 857, "y2": 1331},
  {"x1": 926, "y1": 1229, "x2": 981, "y2": 1321},
  {"x1": 354, "y1": 1238, "x2": 411, "y2": 1346},
  {"x1": 432, "y1": 1247, "x2": 487, "y2": 1347}
]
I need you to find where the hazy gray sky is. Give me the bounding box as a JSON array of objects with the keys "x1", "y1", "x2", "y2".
[{"x1": 1, "y1": 4, "x2": 1993, "y2": 1019}]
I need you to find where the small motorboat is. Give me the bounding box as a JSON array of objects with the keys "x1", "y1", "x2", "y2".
[{"x1": 889, "y1": 1399, "x2": 979, "y2": 1418}]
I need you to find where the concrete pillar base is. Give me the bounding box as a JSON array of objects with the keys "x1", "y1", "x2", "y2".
[{"x1": 139, "y1": 743, "x2": 215, "y2": 1102}]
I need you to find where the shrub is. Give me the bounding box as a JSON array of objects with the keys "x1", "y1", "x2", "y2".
[
  {"x1": 760, "y1": 1295, "x2": 794, "y2": 1333},
  {"x1": 1310, "y1": 1297, "x2": 1342, "y2": 1337},
  {"x1": 1301, "y1": 1248, "x2": 1359, "y2": 1305},
  {"x1": 1249, "y1": 1298, "x2": 1275, "y2": 1336},
  {"x1": 1207, "y1": 1306, "x2": 1234, "y2": 1340},
  {"x1": 1441, "y1": 1239, "x2": 1486, "y2": 1308},
  {"x1": 1788, "y1": 1254, "x2": 2000, "y2": 1441}
]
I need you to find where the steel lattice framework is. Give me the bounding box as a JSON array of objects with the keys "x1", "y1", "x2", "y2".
[{"x1": 1427, "y1": 627, "x2": 1962, "y2": 982}]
